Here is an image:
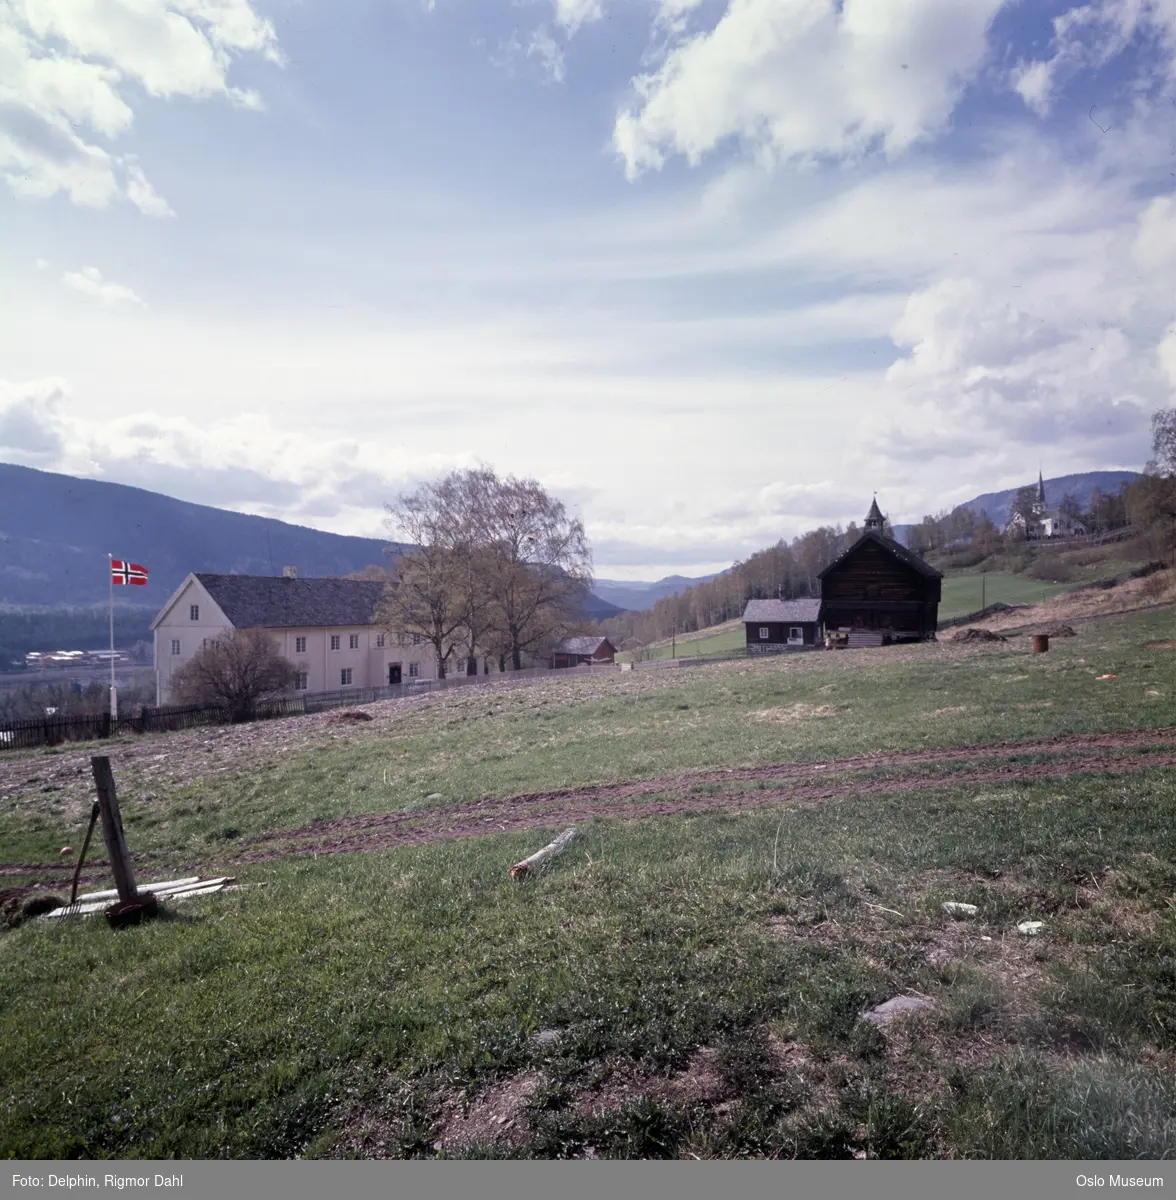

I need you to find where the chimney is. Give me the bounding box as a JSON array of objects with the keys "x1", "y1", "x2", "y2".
[{"x1": 282, "y1": 566, "x2": 297, "y2": 579}]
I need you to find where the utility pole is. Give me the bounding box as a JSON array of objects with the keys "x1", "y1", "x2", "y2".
[{"x1": 672, "y1": 623, "x2": 676, "y2": 659}]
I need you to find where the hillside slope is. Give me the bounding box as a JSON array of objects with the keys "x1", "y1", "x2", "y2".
[
  {"x1": 0, "y1": 463, "x2": 622, "y2": 619},
  {"x1": 959, "y1": 470, "x2": 1140, "y2": 528}
]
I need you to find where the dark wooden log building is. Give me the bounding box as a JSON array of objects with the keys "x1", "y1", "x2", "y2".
[
  {"x1": 742, "y1": 598, "x2": 823, "y2": 654},
  {"x1": 818, "y1": 499, "x2": 942, "y2": 645},
  {"x1": 551, "y1": 636, "x2": 616, "y2": 669}
]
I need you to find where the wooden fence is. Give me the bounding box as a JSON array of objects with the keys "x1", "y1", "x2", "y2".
[{"x1": 0, "y1": 662, "x2": 620, "y2": 752}]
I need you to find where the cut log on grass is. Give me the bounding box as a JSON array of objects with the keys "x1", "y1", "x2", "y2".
[{"x1": 509, "y1": 829, "x2": 579, "y2": 879}]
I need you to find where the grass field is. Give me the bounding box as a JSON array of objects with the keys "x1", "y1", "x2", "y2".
[
  {"x1": 621, "y1": 621, "x2": 746, "y2": 662},
  {"x1": 938, "y1": 573, "x2": 1072, "y2": 620},
  {"x1": 1, "y1": 607, "x2": 1174, "y2": 1160}
]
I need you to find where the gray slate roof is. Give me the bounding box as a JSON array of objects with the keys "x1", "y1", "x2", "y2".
[
  {"x1": 742, "y1": 598, "x2": 823, "y2": 623},
  {"x1": 555, "y1": 635, "x2": 613, "y2": 655},
  {"x1": 817, "y1": 531, "x2": 943, "y2": 580},
  {"x1": 194, "y1": 574, "x2": 388, "y2": 630}
]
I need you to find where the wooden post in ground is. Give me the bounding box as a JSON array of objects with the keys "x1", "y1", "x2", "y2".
[{"x1": 90, "y1": 755, "x2": 139, "y2": 905}]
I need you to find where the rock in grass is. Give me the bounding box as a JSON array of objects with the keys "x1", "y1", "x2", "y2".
[
  {"x1": 863, "y1": 995, "x2": 937, "y2": 1026},
  {"x1": 425, "y1": 793, "x2": 443, "y2": 801},
  {"x1": 1017, "y1": 920, "x2": 1045, "y2": 935},
  {"x1": 941, "y1": 901, "x2": 979, "y2": 918},
  {"x1": 58, "y1": 846, "x2": 73, "y2": 857}
]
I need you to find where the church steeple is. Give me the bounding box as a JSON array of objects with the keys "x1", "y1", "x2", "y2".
[
  {"x1": 864, "y1": 496, "x2": 885, "y2": 532},
  {"x1": 1037, "y1": 470, "x2": 1046, "y2": 506}
]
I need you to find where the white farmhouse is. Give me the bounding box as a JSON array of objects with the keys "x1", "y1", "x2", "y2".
[{"x1": 151, "y1": 568, "x2": 439, "y2": 705}]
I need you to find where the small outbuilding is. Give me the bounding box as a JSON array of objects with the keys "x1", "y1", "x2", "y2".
[
  {"x1": 551, "y1": 636, "x2": 617, "y2": 669},
  {"x1": 818, "y1": 499, "x2": 942, "y2": 645},
  {"x1": 742, "y1": 598, "x2": 823, "y2": 655}
]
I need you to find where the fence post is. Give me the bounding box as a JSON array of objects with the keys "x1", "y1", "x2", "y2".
[{"x1": 90, "y1": 755, "x2": 139, "y2": 906}]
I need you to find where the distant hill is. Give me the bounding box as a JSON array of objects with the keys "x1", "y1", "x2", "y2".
[
  {"x1": 892, "y1": 471, "x2": 1141, "y2": 546},
  {"x1": 958, "y1": 471, "x2": 1141, "y2": 530},
  {"x1": 0, "y1": 463, "x2": 622, "y2": 620},
  {"x1": 594, "y1": 471, "x2": 1145, "y2": 608},
  {"x1": 591, "y1": 572, "x2": 723, "y2": 613}
]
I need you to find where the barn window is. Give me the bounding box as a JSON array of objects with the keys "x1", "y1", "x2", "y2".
[
  {"x1": 759, "y1": 627, "x2": 769, "y2": 640},
  {"x1": 170, "y1": 639, "x2": 180, "y2": 656},
  {"x1": 189, "y1": 604, "x2": 199, "y2": 621},
  {"x1": 789, "y1": 626, "x2": 803, "y2": 643}
]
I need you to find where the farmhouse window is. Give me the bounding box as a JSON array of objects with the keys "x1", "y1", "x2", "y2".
[
  {"x1": 412, "y1": 633, "x2": 423, "y2": 646},
  {"x1": 189, "y1": 604, "x2": 199, "y2": 621},
  {"x1": 294, "y1": 672, "x2": 308, "y2": 691},
  {"x1": 295, "y1": 636, "x2": 307, "y2": 653},
  {"x1": 171, "y1": 639, "x2": 180, "y2": 656},
  {"x1": 330, "y1": 635, "x2": 341, "y2": 651},
  {"x1": 341, "y1": 668, "x2": 353, "y2": 686},
  {"x1": 349, "y1": 633, "x2": 360, "y2": 649},
  {"x1": 408, "y1": 662, "x2": 419, "y2": 678},
  {"x1": 759, "y1": 627, "x2": 769, "y2": 640},
  {"x1": 376, "y1": 633, "x2": 385, "y2": 648},
  {"x1": 789, "y1": 627, "x2": 803, "y2": 642}
]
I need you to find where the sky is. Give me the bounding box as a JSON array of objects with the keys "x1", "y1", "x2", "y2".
[{"x1": 1, "y1": 0, "x2": 1174, "y2": 581}]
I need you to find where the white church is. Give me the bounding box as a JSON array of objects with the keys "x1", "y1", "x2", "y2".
[{"x1": 1004, "y1": 473, "x2": 1087, "y2": 541}]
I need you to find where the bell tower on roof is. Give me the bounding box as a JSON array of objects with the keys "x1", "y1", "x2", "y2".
[{"x1": 864, "y1": 496, "x2": 886, "y2": 532}]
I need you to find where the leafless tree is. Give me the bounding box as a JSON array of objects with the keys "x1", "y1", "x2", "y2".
[
  {"x1": 478, "y1": 473, "x2": 593, "y2": 670},
  {"x1": 169, "y1": 628, "x2": 296, "y2": 721},
  {"x1": 377, "y1": 485, "x2": 467, "y2": 679}
]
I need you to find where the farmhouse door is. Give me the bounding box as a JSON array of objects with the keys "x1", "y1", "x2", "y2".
[{"x1": 389, "y1": 663, "x2": 402, "y2": 685}]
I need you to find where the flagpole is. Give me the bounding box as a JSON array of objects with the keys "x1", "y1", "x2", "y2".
[{"x1": 108, "y1": 553, "x2": 117, "y2": 723}]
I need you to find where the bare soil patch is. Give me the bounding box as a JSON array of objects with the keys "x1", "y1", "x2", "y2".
[{"x1": 435, "y1": 1071, "x2": 543, "y2": 1153}]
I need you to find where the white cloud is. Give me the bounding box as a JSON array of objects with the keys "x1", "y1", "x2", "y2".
[
  {"x1": 0, "y1": 376, "x2": 69, "y2": 462},
  {"x1": 0, "y1": 0, "x2": 282, "y2": 212},
  {"x1": 653, "y1": 0, "x2": 706, "y2": 36},
  {"x1": 34, "y1": 257, "x2": 47, "y2": 270},
  {"x1": 62, "y1": 266, "x2": 144, "y2": 306},
  {"x1": 1010, "y1": 58, "x2": 1054, "y2": 117},
  {"x1": 614, "y1": 0, "x2": 1008, "y2": 179},
  {"x1": 1009, "y1": 0, "x2": 1176, "y2": 118},
  {"x1": 527, "y1": 26, "x2": 566, "y2": 83},
  {"x1": 124, "y1": 157, "x2": 176, "y2": 218},
  {"x1": 1158, "y1": 323, "x2": 1176, "y2": 390},
  {"x1": 553, "y1": 0, "x2": 603, "y2": 36}
]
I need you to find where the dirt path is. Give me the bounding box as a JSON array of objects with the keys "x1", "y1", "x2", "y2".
[
  {"x1": 226, "y1": 727, "x2": 1175, "y2": 865},
  {"x1": 6, "y1": 727, "x2": 1171, "y2": 883}
]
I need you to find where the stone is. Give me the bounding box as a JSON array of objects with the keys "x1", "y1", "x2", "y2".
[
  {"x1": 425, "y1": 793, "x2": 443, "y2": 801},
  {"x1": 1017, "y1": 920, "x2": 1045, "y2": 935},
  {"x1": 862, "y1": 995, "x2": 937, "y2": 1027},
  {"x1": 941, "y1": 901, "x2": 978, "y2": 918},
  {"x1": 58, "y1": 846, "x2": 73, "y2": 857},
  {"x1": 531, "y1": 1029, "x2": 562, "y2": 1047}
]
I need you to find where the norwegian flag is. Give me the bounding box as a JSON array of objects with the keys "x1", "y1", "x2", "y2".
[{"x1": 111, "y1": 559, "x2": 148, "y2": 586}]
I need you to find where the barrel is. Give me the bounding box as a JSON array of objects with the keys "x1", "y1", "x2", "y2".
[{"x1": 1032, "y1": 634, "x2": 1049, "y2": 653}]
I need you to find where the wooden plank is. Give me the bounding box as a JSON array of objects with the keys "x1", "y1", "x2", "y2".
[
  {"x1": 76, "y1": 876, "x2": 202, "y2": 904},
  {"x1": 510, "y1": 828, "x2": 579, "y2": 879},
  {"x1": 90, "y1": 755, "x2": 139, "y2": 905}
]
